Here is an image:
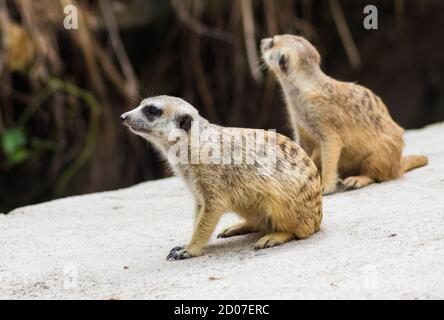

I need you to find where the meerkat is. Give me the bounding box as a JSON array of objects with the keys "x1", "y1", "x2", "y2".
[
  {"x1": 261, "y1": 35, "x2": 428, "y2": 194},
  {"x1": 121, "y1": 95, "x2": 322, "y2": 260}
]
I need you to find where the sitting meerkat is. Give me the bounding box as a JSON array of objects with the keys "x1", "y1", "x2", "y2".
[
  {"x1": 121, "y1": 95, "x2": 322, "y2": 260},
  {"x1": 261, "y1": 35, "x2": 428, "y2": 194}
]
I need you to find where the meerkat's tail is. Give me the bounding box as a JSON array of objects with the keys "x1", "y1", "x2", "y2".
[{"x1": 400, "y1": 155, "x2": 429, "y2": 174}]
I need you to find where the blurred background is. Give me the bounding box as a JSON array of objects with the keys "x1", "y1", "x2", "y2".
[{"x1": 0, "y1": 0, "x2": 443, "y2": 213}]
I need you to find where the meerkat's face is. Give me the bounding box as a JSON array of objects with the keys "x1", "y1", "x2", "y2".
[
  {"x1": 261, "y1": 35, "x2": 321, "y2": 78},
  {"x1": 120, "y1": 95, "x2": 198, "y2": 142}
]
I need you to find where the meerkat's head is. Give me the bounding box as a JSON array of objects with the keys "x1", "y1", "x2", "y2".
[
  {"x1": 120, "y1": 95, "x2": 201, "y2": 143},
  {"x1": 261, "y1": 35, "x2": 321, "y2": 80}
]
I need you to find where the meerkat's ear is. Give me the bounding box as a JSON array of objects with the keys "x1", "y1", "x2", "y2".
[
  {"x1": 177, "y1": 114, "x2": 193, "y2": 132},
  {"x1": 312, "y1": 49, "x2": 321, "y2": 65}
]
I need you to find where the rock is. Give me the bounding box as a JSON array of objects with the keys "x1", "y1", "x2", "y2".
[{"x1": 1, "y1": 123, "x2": 443, "y2": 299}]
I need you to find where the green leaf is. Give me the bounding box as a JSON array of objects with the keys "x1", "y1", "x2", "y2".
[
  {"x1": 7, "y1": 149, "x2": 29, "y2": 165},
  {"x1": 1, "y1": 128, "x2": 30, "y2": 166},
  {"x1": 1, "y1": 128, "x2": 27, "y2": 156}
]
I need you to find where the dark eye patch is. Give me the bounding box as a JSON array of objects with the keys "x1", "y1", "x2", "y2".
[
  {"x1": 177, "y1": 114, "x2": 193, "y2": 132},
  {"x1": 142, "y1": 104, "x2": 162, "y2": 120},
  {"x1": 279, "y1": 54, "x2": 288, "y2": 73}
]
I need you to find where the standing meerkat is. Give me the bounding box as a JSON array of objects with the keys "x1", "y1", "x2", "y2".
[
  {"x1": 121, "y1": 95, "x2": 322, "y2": 260},
  {"x1": 261, "y1": 35, "x2": 428, "y2": 194}
]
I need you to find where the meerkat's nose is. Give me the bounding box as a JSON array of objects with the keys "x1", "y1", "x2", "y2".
[
  {"x1": 261, "y1": 38, "x2": 273, "y2": 51},
  {"x1": 120, "y1": 114, "x2": 127, "y2": 123}
]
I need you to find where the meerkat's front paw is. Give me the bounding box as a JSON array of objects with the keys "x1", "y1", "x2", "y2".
[{"x1": 166, "y1": 246, "x2": 200, "y2": 261}]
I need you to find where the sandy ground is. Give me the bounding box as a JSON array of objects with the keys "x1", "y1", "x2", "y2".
[{"x1": 1, "y1": 123, "x2": 443, "y2": 300}]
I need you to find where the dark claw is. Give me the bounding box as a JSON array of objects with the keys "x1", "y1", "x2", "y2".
[
  {"x1": 169, "y1": 246, "x2": 184, "y2": 253},
  {"x1": 166, "y1": 246, "x2": 184, "y2": 260},
  {"x1": 166, "y1": 246, "x2": 190, "y2": 261}
]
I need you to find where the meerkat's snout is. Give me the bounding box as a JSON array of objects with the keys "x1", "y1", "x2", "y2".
[
  {"x1": 120, "y1": 108, "x2": 148, "y2": 135},
  {"x1": 120, "y1": 111, "x2": 134, "y2": 127},
  {"x1": 261, "y1": 38, "x2": 273, "y2": 51}
]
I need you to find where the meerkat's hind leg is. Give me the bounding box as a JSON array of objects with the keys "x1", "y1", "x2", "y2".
[
  {"x1": 253, "y1": 232, "x2": 296, "y2": 250},
  {"x1": 217, "y1": 221, "x2": 256, "y2": 239},
  {"x1": 343, "y1": 152, "x2": 397, "y2": 191},
  {"x1": 343, "y1": 175, "x2": 375, "y2": 190}
]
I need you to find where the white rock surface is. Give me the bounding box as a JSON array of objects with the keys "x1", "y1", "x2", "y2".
[{"x1": 1, "y1": 123, "x2": 444, "y2": 300}]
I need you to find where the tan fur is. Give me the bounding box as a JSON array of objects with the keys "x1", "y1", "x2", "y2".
[
  {"x1": 121, "y1": 95, "x2": 322, "y2": 260},
  {"x1": 261, "y1": 35, "x2": 428, "y2": 194}
]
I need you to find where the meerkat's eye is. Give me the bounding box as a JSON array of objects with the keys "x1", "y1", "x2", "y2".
[
  {"x1": 279, "y1": 54, "x2": 288, "y2": 73},
  {"x1": 142, "y1": 105, "x2": 162, "y2": 119}
]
